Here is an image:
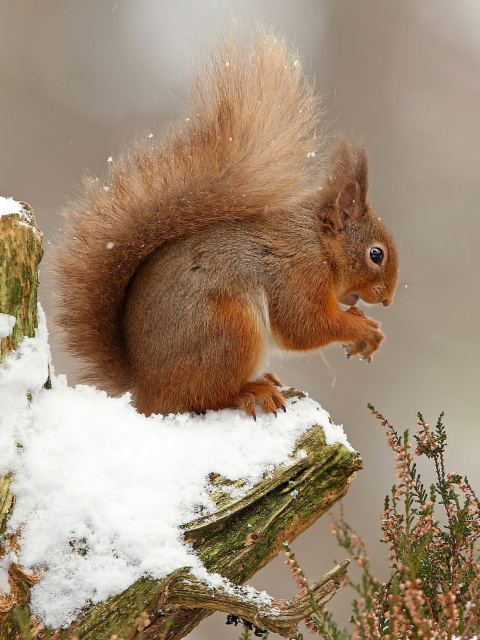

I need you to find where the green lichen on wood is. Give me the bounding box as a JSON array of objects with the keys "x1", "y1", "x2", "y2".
[
  {"x1": 0, "y1": 203, "x2": 43, "y2": 361},
  {"x1": 0, "y1": 476, "x2": 14, "y2": 539}
]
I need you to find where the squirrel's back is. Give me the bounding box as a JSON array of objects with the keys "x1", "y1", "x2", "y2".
[{"x1": 52, "y1": 30, "x2": 323, "y2": 394}]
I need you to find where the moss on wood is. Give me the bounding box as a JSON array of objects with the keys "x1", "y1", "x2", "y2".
[{"x1": 0, "y1": 203, "x2": 43, "y2": 361}]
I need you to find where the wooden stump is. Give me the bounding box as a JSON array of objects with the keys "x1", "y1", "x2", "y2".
[{"x1": 0, "y1": 203, "x2": 44, "y2": 636}]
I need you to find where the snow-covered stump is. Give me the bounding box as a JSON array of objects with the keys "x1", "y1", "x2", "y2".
[
  {"x1": 0, "y1": 201, "x2": 43, "y2": 638},
  {"x1": 0, "y1": 200, "x2": 362, "y2": 640},
  {"x1": 62, "y1": 399, "x2": 359, "y2": 640}
]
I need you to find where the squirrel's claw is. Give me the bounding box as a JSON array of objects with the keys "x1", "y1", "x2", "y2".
[
  {"x1": 341, "y1": 344, "x2": 351, "y2": 358},
  {"x1": 341, "y1": 311, "x2": 384, "y2": 361},
  {"x1": 233, "y1": 380, "x2": 286, "y2": 418}
]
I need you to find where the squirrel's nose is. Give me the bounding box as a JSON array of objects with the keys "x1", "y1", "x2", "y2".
[{"x1": 383, "y1": 298, "x2": 392, "y2": 307}]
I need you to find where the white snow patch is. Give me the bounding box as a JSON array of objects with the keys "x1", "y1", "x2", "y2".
[
  {"x1": 0, "y1": 558, "x2": 11, "y2": 595},
  {"x1": 323, "y1": 416, "x2": 353, "y2": 450},
  {"x1": 0, "y1": 196, "x2": 25, "y2": 218},
  {"x1": 0, "y1": 306, "x2": 353, "y2": 628},
  {"x1": 222, "y1": 581, "x2": 274, "y2": 607},
  {"x1": 0, "y1": 313, "x2": 16, "y2": 339}
]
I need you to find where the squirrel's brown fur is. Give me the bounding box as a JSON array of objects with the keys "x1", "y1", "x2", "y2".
[{"x1": 52, "y1": 30, "x2": 398, "y2": 418}]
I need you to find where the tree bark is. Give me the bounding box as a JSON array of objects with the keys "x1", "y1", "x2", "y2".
[
  {"x1": 0, "y1": 203, "x2": 43, "y2": 361},
  {"x1": 0, "y1": 206, "x2": 362, "y2": 640}
]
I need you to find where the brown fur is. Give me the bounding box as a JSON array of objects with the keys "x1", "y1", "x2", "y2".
[{"x1": 52, "y1": 30, "x2": 398, "y2": 417}]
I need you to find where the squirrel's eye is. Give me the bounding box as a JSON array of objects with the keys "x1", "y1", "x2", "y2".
[{"x1": 369, "y1": 247, "x2": 384, "y2": 265}]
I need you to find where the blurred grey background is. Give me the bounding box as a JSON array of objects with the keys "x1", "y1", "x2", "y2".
[{"x1": 1, "y1": 0, "x2": 480, "y2": 637}]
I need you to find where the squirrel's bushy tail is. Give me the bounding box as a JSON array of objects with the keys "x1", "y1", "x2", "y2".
[{"x1": 52, "y1": 30, "x2": 323, "y2": 393}]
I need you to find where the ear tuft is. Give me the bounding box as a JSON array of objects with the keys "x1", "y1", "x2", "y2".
[
  {"x1": 326, "y1": 138, "x2": 369, "y2": 229},
  {"x1": 353, "y1": 143, "x2": 368, "y2": 210},
  {"x1": 330, "y1": 137, "x2": 355, "y2": 179}
]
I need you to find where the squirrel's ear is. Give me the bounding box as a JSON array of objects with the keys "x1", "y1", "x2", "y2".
[
  {"x1": 327, "y1": 138, "x2": 367, "y2": 230},
  {"x1": 330, "y1": 137, "x2": 355, "y2": 177},
  {"x1": 353, "y1": 144, "x2": 369, "y2": 210},
  {"x1": 335, "y1": 182, "x2": 361, "y2": 230}
]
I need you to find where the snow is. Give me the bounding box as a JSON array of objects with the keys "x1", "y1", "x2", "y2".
[
  {"x1": 0, "y1": 313, "x2": 16, "y2": 339},
  {"x1": 0, "y1": 306, "x2": 353, "y2": 628},
  {"x1": 0, "y1": 196, "x2": 24, "y2": 218},
  {"x1": 0, "y1": 196, "x2": 35, "y2": 227},
  {"x1": 0, "y1": 558, "x2": 10, "y2": 595}
]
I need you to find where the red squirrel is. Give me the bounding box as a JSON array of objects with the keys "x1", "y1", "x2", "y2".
[{"x1": 52, "y1": 31, "x2": 398, "y2": 418}]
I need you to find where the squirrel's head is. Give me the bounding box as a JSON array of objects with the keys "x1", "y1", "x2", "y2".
[{"x1": 323, "y1": 138, "x2": 398, "y2": 308}]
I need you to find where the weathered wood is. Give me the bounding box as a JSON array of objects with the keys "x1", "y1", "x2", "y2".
[
  {"x1": 0, "y1": 477, "x2": 14, "y2": 541},
  {"x1": 0, "y1": 208, "x2": 362, "y2": 640},
  {"x1": 151, "y1": 560, "x2": 350, "y2": 638},
  {"x1": 0, "y1": 203, "x2": 43, "y2": 361}
]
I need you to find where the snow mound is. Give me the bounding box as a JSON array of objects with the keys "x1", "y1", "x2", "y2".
[{"x1": 0, "y1": 306, "x2": 352, "y2": 627}]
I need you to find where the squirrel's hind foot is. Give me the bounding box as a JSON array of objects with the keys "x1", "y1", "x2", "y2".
[{"x1": 233, "y1": 380, "x2": 286, "y2": 420}]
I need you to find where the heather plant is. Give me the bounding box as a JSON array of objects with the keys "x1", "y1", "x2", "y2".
[
  {"x1": 261, "y1": 408, "x2": 480, "y2": 640},
  {"x1": 353, "y1": 405, "x2": 480, "y2": 639},
  {"x1": 283, "y1": 541, "x2": 349, "y2": 640}
]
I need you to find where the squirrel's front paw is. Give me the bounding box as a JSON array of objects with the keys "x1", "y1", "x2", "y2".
[{"x1": 343, "y1": 307, "x2": 384, "y2": 361}]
